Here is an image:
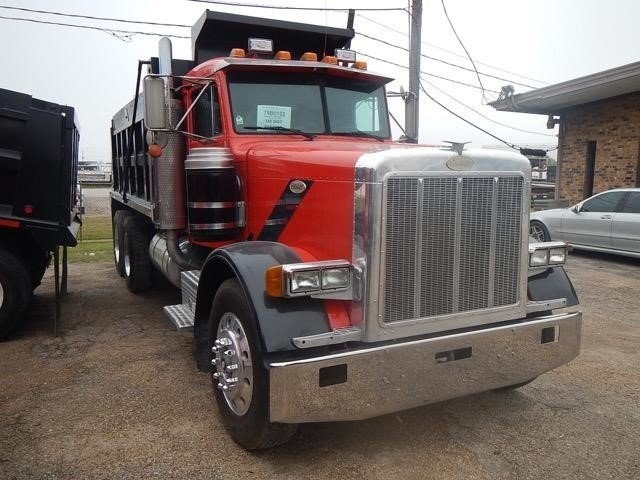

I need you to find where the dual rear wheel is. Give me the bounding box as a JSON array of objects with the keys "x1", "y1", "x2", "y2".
[{"x1": 112, "y1": 211, "x2": 152, "y2": 293}]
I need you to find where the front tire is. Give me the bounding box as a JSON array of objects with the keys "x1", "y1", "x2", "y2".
[
  {"x1": 529, "y1": 220, "x2": 550, "y2": 242},
  {"x1": 208, "y1": 278, "x2": 297, "y2": 450},
  {"x1": 0, "y1": 248, "x2": 32, "y2": 338}
]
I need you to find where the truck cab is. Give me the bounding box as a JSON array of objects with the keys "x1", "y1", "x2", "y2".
[{"x1": 110, "y1": 10, "x2": 581, "y2": 450}]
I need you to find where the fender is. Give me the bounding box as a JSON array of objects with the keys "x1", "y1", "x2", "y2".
[
  {"x1": 527, "y1": 266, "x2": 579, "y2": 307},
  {"x1": 194, "y1": 241, "x2": 331, "y2": 360}
]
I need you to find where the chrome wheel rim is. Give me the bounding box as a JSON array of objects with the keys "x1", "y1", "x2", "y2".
[
  {"x1": 212, "y1": 312, "x2": 253, "y2": 416},
  {"x1": 124, "y1": 249, "x2": 131, "y2": 277},
  {"x1": 530, "y1": 223, "x2": 546, "y2": 242},
  {"x1": 114, "y1": 234, "x2": 121, "y2": 264}
]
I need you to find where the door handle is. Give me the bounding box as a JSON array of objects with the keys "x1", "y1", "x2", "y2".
[{"x1": 600, "y1": 215, "x2": 612, "y2": 219}]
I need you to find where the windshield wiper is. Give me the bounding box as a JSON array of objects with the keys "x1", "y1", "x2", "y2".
[
  {"x1": 242, "y1": 125, "x2": 315, "y2": 140},
  {"x1": 329, "y1": 130, "x2": 385, "y2": 142}
]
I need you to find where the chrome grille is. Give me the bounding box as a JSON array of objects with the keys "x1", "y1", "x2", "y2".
[
  {"x1": 382, "y1": 175, "x2": 523, "y2": 323},
  {"x1": 383, "y1": 178, "x2": 419, "y2": 323}
]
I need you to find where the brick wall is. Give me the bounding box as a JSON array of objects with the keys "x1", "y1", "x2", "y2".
[{"x1": 558, "y1": 91, "x2": 640, "y2": 203}]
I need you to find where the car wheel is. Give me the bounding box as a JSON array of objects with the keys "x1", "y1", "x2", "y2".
[
  {"x1": 208, "y1": 278, "x2": 297, "y2": 450},
  {"x1": 122, "y1": 215, "x2": 152, "y2": 293},
  {"x1": 113, "y1": 210, "x2": 133, "y2": 277},
  {"x1": 0, "y1": 248, "x2": 32, "y2": 338},
  {"x1": 529, "y1": 220, "x2": 550, "y2": 242}
]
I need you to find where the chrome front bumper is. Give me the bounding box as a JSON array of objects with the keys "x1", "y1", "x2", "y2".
[{"x1": 269, "y1": 311, "x2": 582, "y2": 423}]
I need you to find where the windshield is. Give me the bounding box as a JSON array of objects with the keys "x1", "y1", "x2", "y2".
[{"x1": 227, "y1": 71, "x2": 390, "y2": 138}]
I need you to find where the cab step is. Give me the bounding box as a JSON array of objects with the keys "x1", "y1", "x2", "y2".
[
  {"x1": 163, "y1": 304, "x2": 195, "y2": 331},
  {"x1": 162, "y1": 270, "x2": 200, "y2": 331}
]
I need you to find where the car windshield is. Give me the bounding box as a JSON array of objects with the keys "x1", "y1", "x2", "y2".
[{"x1": 227, "y1": 71, "x2": 390, "y2": 139}]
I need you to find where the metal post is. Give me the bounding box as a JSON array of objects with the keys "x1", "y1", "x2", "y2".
[
  {"x1": 405, "y1": 0, "x2": 422, "y2": 143},
  {"x1": 53, "y1": 246, "x2": 60, "y2": 336}
]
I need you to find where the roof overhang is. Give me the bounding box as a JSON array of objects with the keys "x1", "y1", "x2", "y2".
[{"x1": 490, "y1": 60, "x2": 640, "y2": 115}]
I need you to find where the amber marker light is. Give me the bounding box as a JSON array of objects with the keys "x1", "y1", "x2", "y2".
[
  {"x1": 229, "y1": 48, "x2": 246, "y2": 58},
  {"x1": 321, "y1": 55, "x2": 338, "y2": 65},
  {"x1": 148, "y1": 144, "x2": 163, "y2": 158},
  {"x1": 353, "y1": 61, "x2": 368, "y2": 70},
  {"x1": 300, "y1": 52, "x2": 318, "y2": 61},
  {"x1": 265, "y1": 265, "x2": 284, "y2": 297},
  {"x1": 274, "y1": 50, "x2": 292, "y2": 60}
]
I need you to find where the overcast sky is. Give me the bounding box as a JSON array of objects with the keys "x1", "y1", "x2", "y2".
[{"x1": 1, "y1": 0, "x2": 638, "y2": 163}]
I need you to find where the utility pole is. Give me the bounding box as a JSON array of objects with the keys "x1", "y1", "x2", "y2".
[{"x1": 405, "y1": 0, "x2": 422, "y2": 143}]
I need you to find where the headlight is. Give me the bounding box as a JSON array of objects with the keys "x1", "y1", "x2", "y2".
[
  {"x1": 530, "y1": 249, "x2": 549, "y2": 267},
  {"x1": 549, "y1": 247, "x2": 567, "y2": 265},
  {"x1": 265, "y1": 260, "x2": 352, "y2": 297},
  {"x1": 321, "y1": 267, "x2": 350, "y2": 289},
  {"x1": 291, "y1": 270, "x2": 321, "y2": 293},
  {"x1": 529, "y1": 242, "x2": 569, "y2": 267}
]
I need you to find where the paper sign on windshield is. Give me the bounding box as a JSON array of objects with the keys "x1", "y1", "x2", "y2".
[{"x1": 257, "y1": 105, "x2": 291, "y2": 129}]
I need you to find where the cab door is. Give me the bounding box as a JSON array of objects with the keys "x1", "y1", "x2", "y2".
[
  {"x1": 611, "y1": 191, "x2": 640, "y2": 253},
  {"x1": 562, "y1": 191, "x2": 626, "y2": 247}
]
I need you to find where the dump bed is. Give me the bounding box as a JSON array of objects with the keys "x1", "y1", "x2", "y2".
[{"x1": 0, "y1": 88, "x2": 80, "y2": 248}]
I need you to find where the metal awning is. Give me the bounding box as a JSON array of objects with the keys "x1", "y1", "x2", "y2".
[{"x1": 490, "y1": 60, "x2": 640, "y2": 114}]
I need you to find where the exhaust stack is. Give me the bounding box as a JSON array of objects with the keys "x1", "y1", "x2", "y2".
[{"x1": 154, "y1": 37, "x2": 197, "y2": 269}]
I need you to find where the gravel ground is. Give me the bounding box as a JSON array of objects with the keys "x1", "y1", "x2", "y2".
[{"x1": 1, "y1": 252, "x2": 639, "y2": 479}]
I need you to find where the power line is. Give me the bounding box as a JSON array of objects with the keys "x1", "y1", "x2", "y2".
[
  {"x1": 187, "y1": 0, "x2": 408, "y2": 11},
  {"x1": 440, "y1": 0, "x2": 489, "y2": 102},
  {"x1": 356, "y1": 12, "x2": 549, "y2": 86},
  {"x1": 360, "y1": 45, "x2": 553, "y2": 137},
  {"x1": 0, "y1": 15, "x2": 190, "y2": 39},
  {"x1": 419, "y1": 80, "x2": 557, "y2": 153},
  {"x1": 358, "y1": 51, "x2": 501, "y2": 94},
  {"x1": 419, "y1": 80, "x2": 516, "y2": 149},
  {"x1": 355, "y1": 31, "x2": 537, "y2": 89},
  {"x1": 419, "y1": 77, "x2": 556, "y2": 137},
  {"x1": 0, "y1": 5, "x2": 190, "y2": 28}
]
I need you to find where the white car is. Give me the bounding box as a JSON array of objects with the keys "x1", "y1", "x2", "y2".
[{"x1": 530, "y1": 188, "x2": 640, "y2": 258}]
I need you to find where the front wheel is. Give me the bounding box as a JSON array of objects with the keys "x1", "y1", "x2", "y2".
[
  {"x1": 529, "y1": 220, "x2": 550, "y2": 242},
  {"x1": 208, "y1": 278, "x2": 297, "y2": 450}
]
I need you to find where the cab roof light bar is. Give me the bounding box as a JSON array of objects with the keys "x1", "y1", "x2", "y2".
[{"x1": 248, "y1": 38, "x2": 273, "y2": 56}]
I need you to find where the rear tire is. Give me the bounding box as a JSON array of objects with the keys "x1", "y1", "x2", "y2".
[
  {"x1": 0, "y1": 248, "x2": 32, "y2": 338},
  {"x1": 529, "y1": 220, "x2": 550, "y2": 242},
  {"x1": 113, "y1": 210, "x2": 133, "y2": 276},
  {"x1": 122, "y1": 215, "x2": 152, "y2": 293},
  {"x1": 208, "y1": 278, "x2": 297, "y2": 450}
]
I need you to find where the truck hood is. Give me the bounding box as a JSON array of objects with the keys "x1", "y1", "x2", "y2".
[{"x1": 230, "y1": 138, "x2": 419, "y2": 181}]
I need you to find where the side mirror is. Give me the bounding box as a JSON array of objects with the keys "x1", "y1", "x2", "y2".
[
  {"x1": 143, "y1": 77, "x2": 168, "y2": 130},
  {"x1": 571, "y1": 204, "x2": 580, "y2": 213}
]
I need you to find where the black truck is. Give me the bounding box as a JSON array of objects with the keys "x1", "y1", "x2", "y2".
[{"x1": 0, "y1": 88, "x2": 81, "y2": 338}]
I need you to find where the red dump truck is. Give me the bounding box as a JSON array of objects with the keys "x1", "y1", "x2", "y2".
[{"x1": 110, "y1": 10, "x2": 581, "y2": 449}]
